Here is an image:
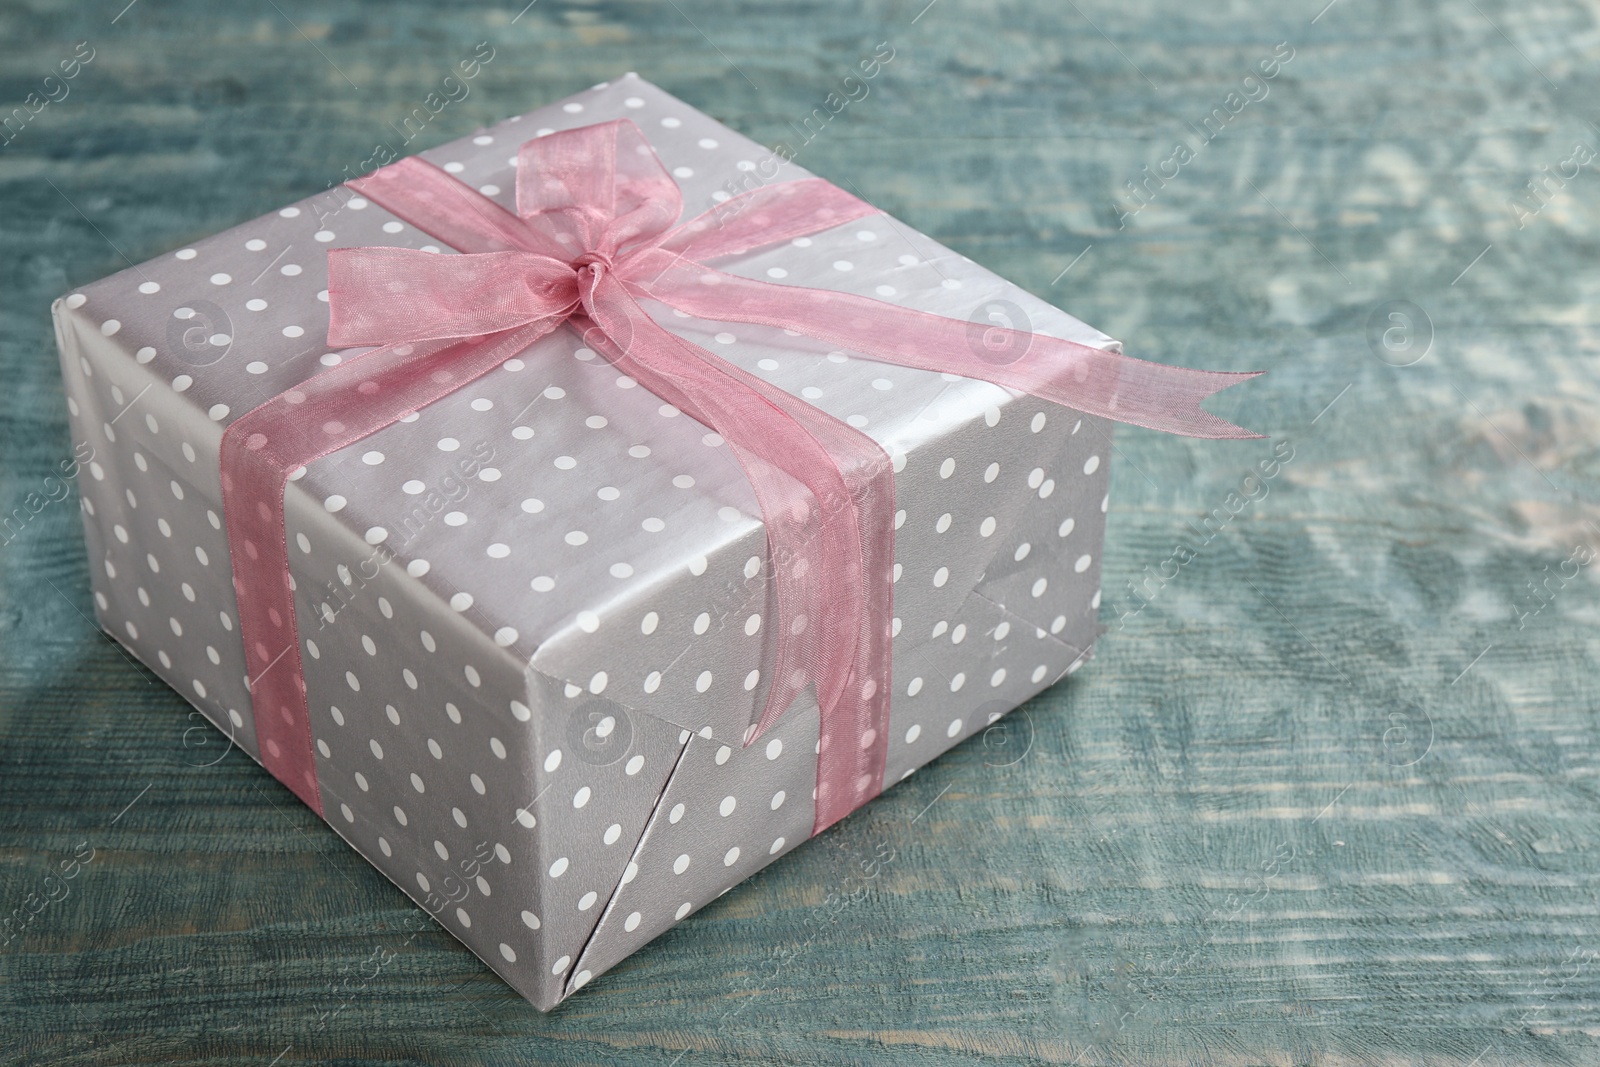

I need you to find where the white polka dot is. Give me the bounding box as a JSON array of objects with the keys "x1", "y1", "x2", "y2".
[
  {"x1": 723, "y1": 847, "x2": 740, "y2": 867},
  {"x1": 947, "y1": 718, "x2": 964, "y2": 737},
  {"x1": 673, "y1": 854, "x2": 691, "y2": 875}
]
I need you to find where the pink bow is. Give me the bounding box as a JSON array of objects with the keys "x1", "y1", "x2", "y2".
[{"x1": 220, "y1": 119, "x2": 1259, "y2": 834}]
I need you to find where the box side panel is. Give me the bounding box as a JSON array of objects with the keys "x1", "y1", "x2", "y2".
[
  {"x1": 566, "y1": 697, "x2": 823, "y2": 995},
  {"x1": 566, "y1": 583, "x2": 1097, "y2": 998},
  {"x1": 288, "y1": 439, "x2": 707, "y2": 1010},
  {"x1": 560, "y1": 401, "x2": 1113, "y2": 999},
  {"x1": 968, "y1": 413, "x2": 1110, "y2": 654},
  {"x1": 53, "y1": 299, "x2": 257, "y2": 751}
]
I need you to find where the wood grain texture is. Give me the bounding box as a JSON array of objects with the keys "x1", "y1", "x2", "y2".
[{"x1": 4, "y1": 0, "x2": 1600, "y2": 1063}]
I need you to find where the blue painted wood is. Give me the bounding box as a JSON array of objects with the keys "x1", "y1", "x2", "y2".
[{"x1": 4, "y1": 0, "x2": 1600, "y2": 1063}]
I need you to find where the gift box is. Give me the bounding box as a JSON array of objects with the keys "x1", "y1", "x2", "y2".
[{"x1": 51, "y1": 73, "x2": 1254, "y2": 1009}]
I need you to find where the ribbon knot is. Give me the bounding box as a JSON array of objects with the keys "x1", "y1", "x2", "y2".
[
  {"x1": 571, "y1": 250, "x2": 614, "y2": 274},
  {"x1": 220, "y1": 118, "x2": 1261, "y2": 836}
]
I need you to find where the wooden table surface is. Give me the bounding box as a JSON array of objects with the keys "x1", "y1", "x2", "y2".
[{"x1": 5, "y1": 0, "x2": 1600, "y2": 1063}]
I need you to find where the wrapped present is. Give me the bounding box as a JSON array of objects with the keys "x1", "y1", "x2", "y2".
[{"x1": 51, "y1": 73, "x2": 1257, "y2": 1009}]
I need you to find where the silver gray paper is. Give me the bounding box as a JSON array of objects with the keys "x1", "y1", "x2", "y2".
[{"x1": 52, "y1": 74, "x2": 1112, "y2": 1010}]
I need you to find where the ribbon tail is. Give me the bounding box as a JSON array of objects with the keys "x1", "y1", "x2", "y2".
[
  {"x1": 580, "y1": 270, "x2": 894, "y2": 834},
  {"x1": 220, "y1": 319, "x2": 564, "y2": 812},
  {"x1": 636, "y1": 262, "x2": 1264, "y2": 440}
]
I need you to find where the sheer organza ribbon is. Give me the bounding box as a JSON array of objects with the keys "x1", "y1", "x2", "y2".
[{"x1": 219, "y1": 119, "x2": 1260, "y2": 834}]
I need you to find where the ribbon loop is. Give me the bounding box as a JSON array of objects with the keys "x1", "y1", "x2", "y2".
[
  {"x1": 517, "y1": 119, "x2": 683, "y2": 267},
  {"x1": 222, "y1": 117, "x2": 1260, "y2": 837},
  {"x1": 327, "y1": 248, "x2": 578, "y2": 347}
]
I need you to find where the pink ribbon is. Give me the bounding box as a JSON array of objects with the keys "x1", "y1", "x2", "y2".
[{"x1": 220, "y1": 119, "x2": 1260, "y2": 834}]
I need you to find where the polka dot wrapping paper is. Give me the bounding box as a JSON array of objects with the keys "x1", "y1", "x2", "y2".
[{"x1": 51, "y1": 74, "x2": 1113, "y2": 1010}]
